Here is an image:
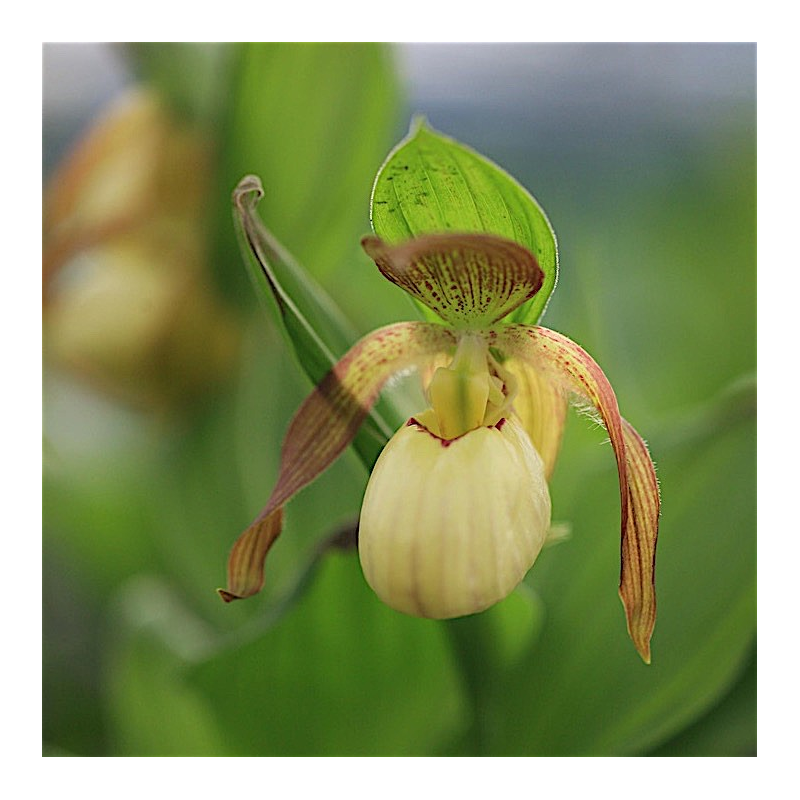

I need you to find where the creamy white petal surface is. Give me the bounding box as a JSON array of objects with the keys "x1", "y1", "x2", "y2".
[{"x1": 358, "y1": 416, "x2": 551, "y2": 618}]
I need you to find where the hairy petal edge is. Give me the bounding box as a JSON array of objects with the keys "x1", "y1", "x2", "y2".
[{"x1": 494, "y1": 324, "x2": 660, "y2": 662}]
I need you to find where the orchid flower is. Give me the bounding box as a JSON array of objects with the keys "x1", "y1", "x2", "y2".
[{"x1": 220, "y1": 176, "x2": 660, "y2": 664}]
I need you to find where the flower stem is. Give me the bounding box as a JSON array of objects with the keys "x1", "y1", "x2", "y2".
[{"x1": 444, "y1": 614, "x2": 498, "y2": 754}]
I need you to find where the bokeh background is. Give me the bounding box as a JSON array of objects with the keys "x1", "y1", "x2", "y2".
[{"x1": 42, "y1": 42, "x2": 756, "y2": 756}]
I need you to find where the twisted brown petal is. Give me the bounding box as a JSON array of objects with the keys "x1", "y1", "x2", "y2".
[
  {"x1": 494, "y1": 324, "x2": 660, "y2": 662},
  {"x1": 219, "y1": 320, "x2": 456, "y2": 602}
]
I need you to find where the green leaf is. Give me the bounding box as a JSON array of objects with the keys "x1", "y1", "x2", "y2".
[
  {"x1": 233, "y1": 176, "x2": 398, "y2": 469},
  {"x1": 370, "y1": 120, "x2": 558, "y2": 325},
  {"x1": 43, "y1": 448, "x2": 161, "y2": 600},
  {"x1": 188, "y1": 552, "x2": 467, "y2": 755},
  {"x1": 233, "y1": 177, "x2": 357, "y2": 374},
  {"x1": 443, "y1": 586, "x2": 546, "y2": 754},
  {"x1": 106, "y1": 578, "x2": 232, "y2": 756},
  {"x1": 213, "y1": 43, "x2": 401, "y2": 301},
  {"x1": 647, "y1": 646, "x2": 756, "y2": 756},
  {"x1": 125, "y1": 43, "x2": 233, "y2": 125}
]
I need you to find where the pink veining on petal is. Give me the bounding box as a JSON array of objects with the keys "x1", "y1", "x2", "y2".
[
  {"x1": 362, "y1": 233, "x2": 544, "y2": 328},
  {"x1": 219, "y1": 320, "x2": 456, "y2": 602},
  {"x1": 493, "y1": 323, "x2": 659, "y2": 662},
  {"x1": 407, "y1": 415, "x2": 508, "y2": 448}
]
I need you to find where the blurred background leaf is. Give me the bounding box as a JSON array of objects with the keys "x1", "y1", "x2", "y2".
[
  {"x1": 42, "y1": 42, "x2": 755, "y2": 756},
  {"x1": 187, "y1": 553, "x2": 466, "y2": 756},
  {"x1": 477, "y1": 379, "x2": 755, "y2": 755},
  {"x1": 209, "y1": 43, "x2": 401, "y2": 305}
]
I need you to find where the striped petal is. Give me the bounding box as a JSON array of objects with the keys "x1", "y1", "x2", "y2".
[
  {"x1": 219, "y1": 320, "x2": 456, "y2": 602},
  {"x1": 494, "y1": 324, "x2": 660, "y2": 663},
  {"x1": 362, "y1": 233, "x2": 543, "y2": 329},
  {"x1": 503, "y1": 356, "x2": 568, "y2": 481}
]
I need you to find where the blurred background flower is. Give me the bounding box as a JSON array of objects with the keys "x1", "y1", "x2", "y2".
[
  {"x1": 42, "y1": 42, "x2": 755, "y2": 756},
  {"x1": 43, "y1": 88, "x2": 240, "y2": 410}
]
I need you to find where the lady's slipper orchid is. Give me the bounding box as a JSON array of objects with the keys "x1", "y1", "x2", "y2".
[{"x1": 220, "y1": 180, "x2": 660, "y2": 663}]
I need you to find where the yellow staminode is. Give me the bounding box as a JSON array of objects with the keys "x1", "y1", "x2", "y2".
[{"x1": 428, "y1": 333, "x2": 491, "y2": 439}]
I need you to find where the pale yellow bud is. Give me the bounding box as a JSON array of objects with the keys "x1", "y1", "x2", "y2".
[
  {"x1": 44, "y1": 237, "x2": 240, "y2": 409},
  {"x1": 358, "y1": 416, "x2": 551, "y2": 619},
  {"x1": 43, "y1": 88, "x2": 239, "y2": 410}
]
